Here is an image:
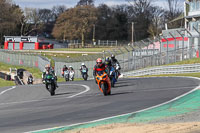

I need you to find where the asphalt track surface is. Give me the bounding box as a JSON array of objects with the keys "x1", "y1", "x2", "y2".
[{"x1": 0, "y1": 77, "x2": 199, "y2": 133}]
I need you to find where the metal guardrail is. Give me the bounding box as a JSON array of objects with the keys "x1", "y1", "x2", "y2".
[{"x1": 122, "y1": 64, "x2": 200, "y2": 77}]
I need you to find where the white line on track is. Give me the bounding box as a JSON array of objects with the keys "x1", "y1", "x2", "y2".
[
  {"x1": 0, "y1": 86, "x2": 16, "y2": 95},
  {"x1": 0, "y1": 84, "x2": 90, "y2": 105},
  {"x1": 27, "y1": 76, "x2": 200, "y2": 133}
]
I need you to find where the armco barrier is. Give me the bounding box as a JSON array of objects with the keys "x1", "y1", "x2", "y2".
[{"x1": 122, "y1": 64, "x2": 200, "y2": 77}]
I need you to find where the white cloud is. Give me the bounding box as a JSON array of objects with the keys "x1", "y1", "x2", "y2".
[
  {"x1": 99, "y1": 1, "x2": 127, "y2": 6},
  {"x1": 13, "y1": 0, "x2": 79, "y2": 9},
  {"x1": 96, "y1": 0, "x2": 127, "y2": 6},
  {"x1": 12, "y1": 0, "x2": 185, "y2": 10}
]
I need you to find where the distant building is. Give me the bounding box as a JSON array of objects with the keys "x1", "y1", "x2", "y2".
[
  {"x1": 185, "y1": 0, "x2": 200, "y2": 36},
  {"x1": 4, "y1": 36, "x2": 54, "y2": 50},
  {"x1": 160, "y1": 0, "x2": 200, "y2": 53}
]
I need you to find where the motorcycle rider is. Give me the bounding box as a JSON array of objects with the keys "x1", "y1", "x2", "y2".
[
  {"x1": 110, "y1": 54, "x2": 120, "y2": 67},
  {"x1": 42, "y1": 64, "x2": 58, "y2": 87},
  {"x1": 104, "y1": 56, "x2": 112, "y2": 76},
  {"x1": 27, "y1": 74, "x2": 33, "y2": 84},
  {"x1": 105, "y1": 56, "x2": 112, "y2": 66},
  {"x1": 69, "y1": 66, "x2": 75, "y2": 80},
  {"x1": 80, "y1": 63, "x2": 88, "y2": 73},
  {"x1": 93, "y1": 58, "x2": 106, "y2": 78},
  {"x1": 110, "y1": 54, "x2": 121, "y2": 76},
  {"x1": 62, "y1": 65, "x2": 68, "y2": 77}
]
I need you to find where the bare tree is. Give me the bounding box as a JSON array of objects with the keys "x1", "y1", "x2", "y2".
[
  {"x1": 164, "y1": 0, "x2": 183, "y2": 28},
  {"x1": 77, "y1": 0, "x2": 94, "y2": 6},
  {"x1": 166, "y1": 0, "x2": 182, "y2": 19},
  {"x1": 148, "y1": 6, "x2": 165, "y2": 37},
  {"x1": 51, "y1": 5, "x2": 67, "y2": 21},
  {"x1": 126, "y1": 0, "x2": 153, "y2": 40},
  {"x1": 23, "y1": 8, "x2": 44, "y2": 35},
  {"x1": 0, "y1": 0, "x2": 23, "y2": 44},
  {"x1": 39, "y1": 9, "x2": 52, "y2": 23}
]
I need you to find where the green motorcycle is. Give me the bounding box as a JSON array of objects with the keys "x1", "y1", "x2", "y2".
[{"x1": 44, "y1": 74, "x2": 56, "y2": 96}]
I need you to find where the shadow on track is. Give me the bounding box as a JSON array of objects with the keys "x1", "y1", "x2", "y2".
[
  {"x1": 54, "y1": 92, "x2": 71, "y2": 96},
  {"x1": 111, "y1": 91, "x2": 133, "y2": 96},
  {"x1": 114, "y1": 82, "x2": 136, "y2": 88}
]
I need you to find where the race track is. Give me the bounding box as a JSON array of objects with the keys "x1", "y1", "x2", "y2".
[{"x1": 0, "y1": 77, "x2": 199, "y2": 133}]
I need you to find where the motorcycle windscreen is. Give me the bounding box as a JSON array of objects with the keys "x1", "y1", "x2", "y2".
[
  {"x1": 82, "y1": 68, "x2": 87, "y2": 73},
  {"x1": 97, "y1": 71, "x2": 104, "y2": 76}
]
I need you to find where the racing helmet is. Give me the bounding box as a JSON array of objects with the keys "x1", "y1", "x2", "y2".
[
  {"x1": 105, "y1": 57, "x2": 110, "y2": 65},
  {"x1": 105, "y1": 56, "x2": 109, "y2": 61},
  {"x1": 111, "y1": 54, "x2": 115, "y2": 59},
  {"x1": 81, "y1": 63, "x2": 85, "y2": 66},
  {"x1": 45, "y1": 64, "x2": 50, "y2": 70},
  {"x1": 96, "y1": 58, "x2": 102, "y2": 67}
]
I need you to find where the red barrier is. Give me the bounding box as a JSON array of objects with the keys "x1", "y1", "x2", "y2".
[
  {"x1": 163, "y1": 44, "x2": 175, "y2": 48},
  {"x1": 47, "y1": 44, "x2": 51, "y2": 49},
  {"x1": 50, "y1": 44, "x2": 54, "y2": 49},
  {"x1": 4, "y1": 41, "x2": 8, "y2": 49},
  {"x1": 35, "y1": 42, "x2": 39, "y2": 50},
  {"x1": 48, "y1": 44, "x2": 54, "y2": 49},
  {"x1": 162, "y1": 37, "x2": 188, "y2": 42},
  {"x1": 35, "y1": 61, "x2": 38, "y2": 67},
  {"x1": 19, "y1": 60, "x2": 23, "y2": 65},
  {"x1": 13, "y1": 42, "x2": 15, "y2": 50},
  {"x1": 19, "y1": 42, "x2": 23, "y2": 50},
  {"x1": 42, "y1": 45, "x2": 48, "y2": 49},
  {"x1": 197, "y1": 50, "x2": 199, "y2": 58}
]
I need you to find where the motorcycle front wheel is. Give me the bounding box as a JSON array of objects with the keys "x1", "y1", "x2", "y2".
[{"x1": 101, "y1": 83, "x2": 108, "y2": 96}]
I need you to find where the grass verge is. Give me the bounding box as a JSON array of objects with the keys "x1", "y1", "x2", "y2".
[
  {"x1": 0, "y1": 62, "x2": 42, "y2": 79},
  {"x1": 0, "y1": 78, "x2": 15, "y2": 87}
]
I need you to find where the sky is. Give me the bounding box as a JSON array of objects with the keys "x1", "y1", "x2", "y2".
[{"x1": 12, "y1": 0, "x2": 185, "y2": 10}]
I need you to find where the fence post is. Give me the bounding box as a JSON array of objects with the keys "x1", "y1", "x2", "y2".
[
  {"x1": 147, "y1": 38, "x2": 155, "y2": 66},
  {"x1": 185, "y1": 29, "x2": 193, "y2": 59},
  {"x1": 177, "y1": 30, "x2": 185, "y2": 61},
  {"x1": 169, "y1": 32, "x2": 176, "y2": 63},
  {"x1": 128, "y1": 44, "x2": 134, "y2": 70},
  {"x1": 102, "y1": 50, "x2": 105, "y2": 59},
  {"x1": 157, "y1": 36, "x2": 162, "y2": 65},
  {"x1": 124, "y1": 46, "x2": 130, "y2": 70},
  {"x1": 161, "y1": 35, "x2": 169, "y2": 64},
  {"x1": 118, "y1": 48, "x2": 125, "y2": 72},
  {"x1": 193, "y1": 27, "x2": 200, "y2": 58}
]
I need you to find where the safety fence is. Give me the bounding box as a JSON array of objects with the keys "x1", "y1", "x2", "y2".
[
  {"x1": 53, "y1": 28, "x2": 200, "y2": 78},
  {"x1": 0, "y1": 50, "x2": 50, "y2": 72},
  {"x1": 1, "y1": 27, "x2": 200, "y2": 79}
]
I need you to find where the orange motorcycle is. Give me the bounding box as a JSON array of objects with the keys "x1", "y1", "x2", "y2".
[{"x1": 96, "y1": 71, "x2": 111, "y2": 96}]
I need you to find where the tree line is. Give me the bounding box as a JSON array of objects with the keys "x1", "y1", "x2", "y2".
[{"x1": 0, "y1": 0, "x2": 183, "y2": 45}]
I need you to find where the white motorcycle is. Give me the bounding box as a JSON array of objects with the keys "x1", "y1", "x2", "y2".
[
  {"x1": 69, "y1": 70, "x2": 75, "y2": 81},
  {"x1": 64, "y1": 70, "x2": 70, "y2": 82},
  {"x1": 114, "y1": 63, "x2": 120, "y2": 80}
]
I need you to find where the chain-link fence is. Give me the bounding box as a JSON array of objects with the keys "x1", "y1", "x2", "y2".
[
  {"x1": 47, "y1": 39, "x2": 128, "y2": 48},
  {"x1": 0, "y1": 50, "x2": 50, "y2": 71},
  {"x1": 53, "y1": 28, "x2": 200, "y2": 78},
  {"x1": 1, "y1": 28, "x2": 199, "y2": 79}
]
